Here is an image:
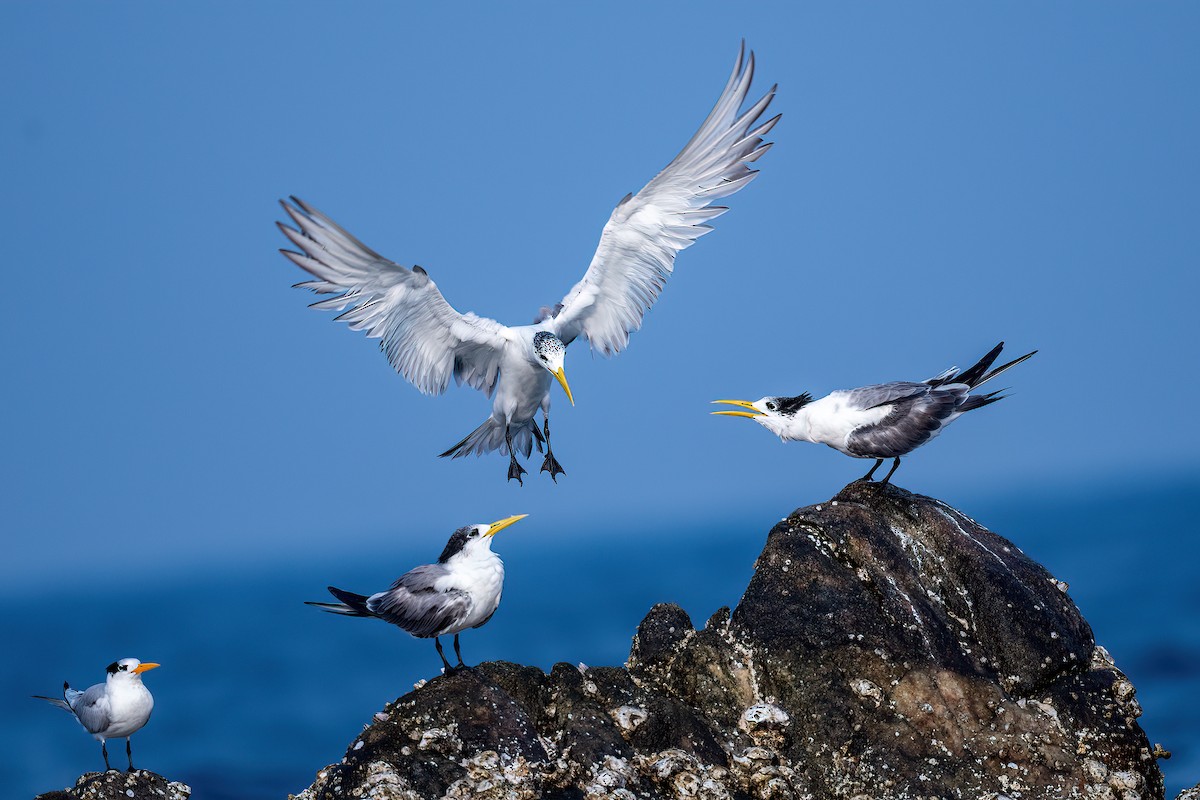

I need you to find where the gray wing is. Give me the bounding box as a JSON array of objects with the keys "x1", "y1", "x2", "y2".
[
  {"x1": 845, "y1": 383, "x2": 967, "y2": 458},
  {"x1": 366, "y1": 564, "x2": 470, "y2": 638},
  {"x1": 68, "y1": 684, "x2": 111, "y2": 736},
  {"x1": 278, "y1": 198, "x2": 511, "y2": 396},
  {"x1": 842, "y1": 382, "x2": 932, "y2": 412},
  {"x1": 548, "y1": 44, "x2": 778, "y2": 355}
]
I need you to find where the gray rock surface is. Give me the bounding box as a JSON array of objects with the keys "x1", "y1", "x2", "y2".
[
  {"x1": 290, "y1": 481, "x2": 1163, "y2": 798},
  {"x1": 34, "y1": 770, "x2": 190, "y2": 800}
]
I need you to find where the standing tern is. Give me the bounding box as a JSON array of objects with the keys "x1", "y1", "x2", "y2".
[
  {"x1": 33, "y1": 658, "x2": 160, "y2": 772},
  {"x1": 713, "y1": 342, "x2": 1036, "y2": 484},
  {"x1": 277, "y1": 44, "x2": 778, "y2": 485},
  {"x1": 307, "y1": 514, "x2": 527, "y2": 671}
]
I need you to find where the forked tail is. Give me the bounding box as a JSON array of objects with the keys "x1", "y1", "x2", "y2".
[
  {"x1": 956, "y1": 342, "x2": 1037, "y2": 412},
  {"x1": 32, "y1": 681, "x2": 74, "y2": 713},
  {"x1": 306, "y1": 586, "x2": 371, "y2": 616},
  {"x1": 930, "y1": 342, "x2": 1037, "y2": 390},
  {"x1": 439, "y1": 417, "x2": 541, "y2": 459}
]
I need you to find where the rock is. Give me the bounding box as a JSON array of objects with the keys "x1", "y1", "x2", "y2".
[
  {"x1": 293, "y1": 482, "x2": 1166, "y2": 799},
  {"x1": 34, "y1": 770, "x2": 190, "y2": 800},
  {"x1": 1176, "y1": 783, "x2": 1200, "y2": 800}
]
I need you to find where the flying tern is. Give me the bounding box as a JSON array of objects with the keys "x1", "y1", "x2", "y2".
[
  {"x1": 307, "y1": 514, "x2": 527, "y2": 671},
  {"x1": 713, "y1": 342, "x2": 1036, "y2": 484},
  {"x1": 33, "y1": 658, "x2": 160, "y2": 772},
  {"x1": 277, "y1": 44, "x2": 778, "y2": 484}
]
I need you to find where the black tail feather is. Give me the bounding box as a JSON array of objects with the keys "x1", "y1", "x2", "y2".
[
  {"x1": 977, "y1": 349, "x2": 1038, "y2": 387},
  {"x1": 305, "y1": 586, "x2": 371, "y2": 616},
  {"x1": 953, "y1": 342, "x2": 1006, "y2": 388},
  {"x1": 959, "y1": 389, "x2": 1008, "y2": 413}
]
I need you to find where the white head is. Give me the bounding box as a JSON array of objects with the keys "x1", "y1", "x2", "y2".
[
  {"x1": 711, "y1": 394, "x2": 814, "y2": 436},
  {"x1": 532, "y1": 332, "x2": 573, "y2": 405},
  {"x1": 437, "y1": 515, "x2": 528, "y2": 564},
  {"x1": 106, "y1": 657, "x2": 160, "y2": 684}
]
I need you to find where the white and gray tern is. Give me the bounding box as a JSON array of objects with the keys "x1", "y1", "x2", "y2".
[
  {"x1": 713, "y1": 342, "x2": 1036, "y2": 484},
  {"x1": 307, "y1": 515, "x2": 526, "y2": 671},
  {"x1": 33, "y1": 657, "x2": 160, "y2": 772},
  {"x1": 277, "y1": 44, "x2": 777, "y2": 484}
]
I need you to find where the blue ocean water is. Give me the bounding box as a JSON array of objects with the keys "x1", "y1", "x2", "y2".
[{"x1": 7, "y1": 479, "x2": 1197, "y2": 799}]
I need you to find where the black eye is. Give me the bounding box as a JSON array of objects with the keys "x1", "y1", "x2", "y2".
[
  {"x1": 766, "y1": 402, "x2": 776, "y2": 411},
  {"x1": 468, "y1": 531, "x2": 478, "y2": 538},
  {"x1": 120, "y1": 665, "x2": 128, "y2": 671}
]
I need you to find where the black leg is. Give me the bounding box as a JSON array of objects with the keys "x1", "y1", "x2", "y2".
[
  {"x1": 860, "y1": 458, "x2": 884, "y2": 481},
  {"x1": 126, "y1": 738, "x2": 135, "y2": 772},
  {"x1": 505, "y1": 425, "x2": 526, "y2": 486},
  {"x1": 539, "y1": 413, "x2": 566, "y2": 482},
  {"x1": 453, "y1": 633, "x2": 465, "y2": 668},
  {"x1": 101, "y1": 741, "x2": 111, "y2": 771},
  {"x1": 880, "y1": 457, "x2": 902, "y2": 485},
  {"x1": 433, "y1": 636, "x2": 453, "y2": 671}
]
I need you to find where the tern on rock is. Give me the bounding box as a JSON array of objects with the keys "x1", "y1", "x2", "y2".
[
  {"x1": 33, "y1": 658, "x2": 160, "y2": 772},
  {"x1": 307, "y1": 515, "x2": 527, "y2": 671},
  {"x1": 713, "y1": 343, "x2": 1036, "y2": 484},
  {"x1": 277, "y1": 44, "x2": 777, "y2": 484}
]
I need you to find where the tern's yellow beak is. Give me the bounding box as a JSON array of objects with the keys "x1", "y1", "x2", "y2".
[
  {"x1": 710, "y1": 399, "x2": 764, "y2": 419},
  {"x1": 553, "y1": 367, "x2": 574, "y2": 406},
  {"x1": 486, "y1": 514, "x2": 528, "y2": 538},
  {"x1": 132, "y1": 662, "x2": 161, "y2": 674}
]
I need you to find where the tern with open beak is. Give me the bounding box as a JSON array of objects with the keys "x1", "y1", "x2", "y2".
[
  {"x1": 277, "y1": 44, "x2": 777, "y2": 485},
  {"x1": 713, "y1": 343, "x2": 1036, "y2": 484},
  {"x1": 307, "y1": 515, "x2": 527, "y2": 672},
  {"x1": 33, "y1": 658, "x2": 160, "y2": 772}
]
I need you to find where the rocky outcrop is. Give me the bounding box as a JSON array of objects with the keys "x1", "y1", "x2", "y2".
[
  {"x1": 294, "y1": 481, "x2": 1166, "y2": 799},
  {"x1": 34, "y1": 770, "x2": 190, "y2": 800}
]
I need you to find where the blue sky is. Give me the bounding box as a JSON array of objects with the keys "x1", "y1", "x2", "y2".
[{"x1": 2, "y1": 3, "x2": 1197, "y2": 587}]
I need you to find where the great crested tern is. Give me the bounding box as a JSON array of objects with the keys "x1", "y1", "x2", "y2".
[
  {"x1": 713, "y1": 342, "x2": 1036, "y2": 484},
  {"x1": 307, "y1": 514, "x2": 527, "y2": 671},
  {"x1": 33, "y1": 658, "x2": 160, "y2": 772},
  {"x1": 277, "y1": 44, "x2": 778, "y2": 484}
]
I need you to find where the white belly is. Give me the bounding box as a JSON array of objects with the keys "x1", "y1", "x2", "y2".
[
  {"x1": 440, "y1": 556, "x2": 505, "y2": 634},
  {"x1": 98, "y1": 686, "x2": 154, "y2": 739},
  {"x1": 787, "y1": 395, "x2": 890, "y2": 455},
  {"x1": 493, "y1": 352, "x2": 551, "y2": 424}
]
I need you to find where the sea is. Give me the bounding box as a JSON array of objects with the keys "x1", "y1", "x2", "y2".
[{"x1": 6, "y1": 479, "x2": 1197, "y2": 799}]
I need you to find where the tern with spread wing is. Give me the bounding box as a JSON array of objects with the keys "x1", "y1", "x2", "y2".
[
  {"x1": 33, "y1": 658, "x2": 160, "y2": 772},
  {"x1": 307, "y1": 515, "x2": 526, "y2": 671},
  {"x1": 278, "y1": 44, "x2": 777, "y2": 484},
  {"x1": 713, "y1": 343, "x2": 1036, "y2": 484}
]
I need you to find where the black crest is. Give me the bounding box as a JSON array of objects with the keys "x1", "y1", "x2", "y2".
[
  {"x1": 775, "y1": 393, "x2": 814, "y2": 416},
  {"x1": 105, "y1": 661, "x2": 121, "y2": 675},
  {"x1": 438, "y1": 527, "x2": 474, "y2": 563}
]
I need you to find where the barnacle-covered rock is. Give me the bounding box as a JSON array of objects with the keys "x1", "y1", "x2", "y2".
[{"x1": 34, "y1": 770, "x2": 190, "y2": 800}]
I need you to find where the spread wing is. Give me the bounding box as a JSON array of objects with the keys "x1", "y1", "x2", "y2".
[
  {"x1": 548, "y1": 43, "x2": 779, "y2": 355},
  {"x1": 69, "y1": 684, "x2": 112, "y2": 735},
  {"x1": 278, "y1": 198, "x2": 512, "y2": 396},
  {"x1": 366, "y1": 564, "x2": 470, "y2": 638}
]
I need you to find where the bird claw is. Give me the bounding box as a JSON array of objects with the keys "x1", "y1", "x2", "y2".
[
  {"x1": 507, "y1": 460, "x2": 527, "y2": 486},
  {"x1": 540, "y1": 453, "x2": 566, "y2": 482}
]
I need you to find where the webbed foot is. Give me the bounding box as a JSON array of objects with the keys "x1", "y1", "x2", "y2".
[{"x1": 540, "y1": 452, "x2": 566, "y2": 482}]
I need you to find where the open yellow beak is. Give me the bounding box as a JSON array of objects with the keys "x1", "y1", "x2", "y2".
[
  {"x1": 711, "y1": 399, "x2": 764, "y2": 419},
  {"x1": 553, "y1": 368, "x2": 574, "y2": 406},
  {"x1": 486, "y1": 514, "x2": 528, "y2": 538},
  {"x1": 132, "y1": 662, "x2": 161, "y2": 674}
]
